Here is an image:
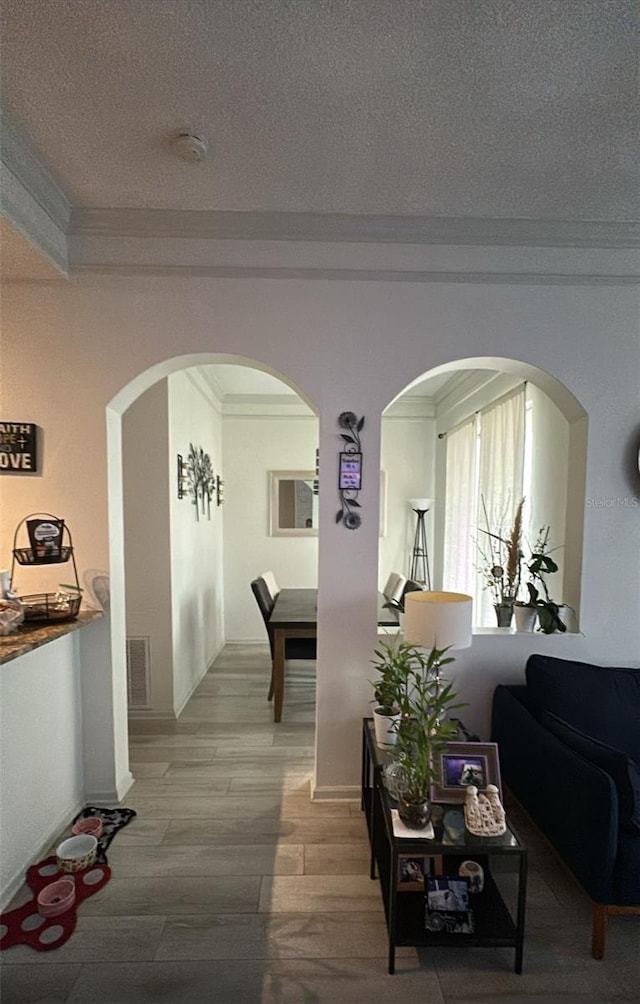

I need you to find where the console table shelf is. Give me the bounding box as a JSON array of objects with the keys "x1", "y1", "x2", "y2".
[{"x1": 361, "y1": 718, "x2": 527, "y2": 974}]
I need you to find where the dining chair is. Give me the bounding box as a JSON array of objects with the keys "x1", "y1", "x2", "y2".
[
  {"x1": 260, "y1": 570, "x2": 280, "y2": 600},
  {"x1": 383, "y1": 571, "x2": 402, "y2": 600},
  {"x1": 250, "y1": 576, "x2": 316, "y2": 701},
  {"x1": 384, "y1": 573, "x2": 407, "y2": 608}
]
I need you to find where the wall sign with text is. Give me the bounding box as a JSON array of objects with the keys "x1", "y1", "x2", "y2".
[
  {"x1": 0, "y1": 423, "x2": 38, "y2": 473},
  {"x1": 336, "y1": 411, "x2": 364, "y2": 530}
]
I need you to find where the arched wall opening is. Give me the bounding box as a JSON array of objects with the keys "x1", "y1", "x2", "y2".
[
  {"x1": 373, "y1": 357, "x2": 588, "y2": 750},
  {"x1": 379, "y1": 357, "x2": 587, "y2": 629},
  {"x1": 107, "y1": 354, "x2": 320, "y2": 797}
]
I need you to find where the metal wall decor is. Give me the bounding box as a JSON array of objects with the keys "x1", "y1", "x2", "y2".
[
  {"x1": 215, "y1": 474, "x2": 225, "y2": 506},
  {"x1": 182, "y1": 443, "x2": 217, "y2": 520},
  {"x1": 336, "y1": 411, "x2": 364, "y2": 530}
]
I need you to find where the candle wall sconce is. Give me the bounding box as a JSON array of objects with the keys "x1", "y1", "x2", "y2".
[
  {"x1": 216, "y1": 475, "x2": 225, "y2": 506},
  {"x1": 336, "y1": 411, "x2": 364, "y2": 530},
  {"x1": 177, "y1": 454, "x2": 187, "y2": 499}
]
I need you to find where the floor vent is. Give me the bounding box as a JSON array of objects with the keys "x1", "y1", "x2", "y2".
[{"x1": 126, "y1": 636, "x2": 151, "y2": 709}]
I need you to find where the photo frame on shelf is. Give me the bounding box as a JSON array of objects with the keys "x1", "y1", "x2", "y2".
[
  {"x1": 424, "y1": 875, "x2": 475, "y2": 934},
  {"x1": 430, "y1": 741, "x2": 502, "y2": 804},
  {"x1": 397, "y1": 854, "x2": 430, "y2": 891}
]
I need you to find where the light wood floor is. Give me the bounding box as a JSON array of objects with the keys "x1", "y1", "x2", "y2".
[{"x1": 2, "y1": 644, "x2": 638, "y2": 1002}]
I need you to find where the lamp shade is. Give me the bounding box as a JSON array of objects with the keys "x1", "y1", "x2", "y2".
[
  {"x1": 408, "y1": 497, "x2": 434, "y2": 512},
  {"x1": 404, "y1": 590, "x2": 472, "y2": 651}
]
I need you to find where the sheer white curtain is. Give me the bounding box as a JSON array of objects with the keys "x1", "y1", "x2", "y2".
[
  {"x1": 476, "y1": 387, "x2": 525, "y2": 625},
  {"x1": 442, "y1": 386, "x2": 526, "y2": 627},
  {"x1": 442, "y1": 417, "x2": 477, "y2": 597}
]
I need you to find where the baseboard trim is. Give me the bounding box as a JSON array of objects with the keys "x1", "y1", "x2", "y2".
[{"x1": 311, "y1": 785, "x2": 360, "y2": 801}]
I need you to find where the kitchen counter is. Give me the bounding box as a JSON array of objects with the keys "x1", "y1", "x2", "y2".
[{"x1": 0, "y1": 610, "x2": 104, "y2": 665}]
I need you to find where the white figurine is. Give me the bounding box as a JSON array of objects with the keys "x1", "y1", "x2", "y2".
[{"x1": 464, "y1": 784, "x2": 506, "y2": 836}]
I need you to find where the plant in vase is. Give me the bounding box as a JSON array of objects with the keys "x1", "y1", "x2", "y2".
[
  {"x1": 522, "y1": 526, "x2": 568, "y2": 634},
  {"x1": 386, "y1": 645, "x2": 467, "y2": 829},
  {"x1": 477, "y1": 497, "x2": 524, "y2": 627},
  {"x1": 369, "y1": 639, "x2": 415, "y2": 749}
]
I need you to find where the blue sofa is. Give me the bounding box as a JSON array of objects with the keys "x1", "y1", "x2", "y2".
[{"x1": 491, "y1": 654, "x2": 640, "y2": 958}]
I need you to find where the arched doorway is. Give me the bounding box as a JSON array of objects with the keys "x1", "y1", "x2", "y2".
[{"x1": 108, "y1": 354, "x2": 319, "y2": 795}]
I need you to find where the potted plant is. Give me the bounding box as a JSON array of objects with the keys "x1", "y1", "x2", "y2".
[
  {"x1": 385, "y1": 645, "x2": 466, "y2": 828},
  {"x1": 369, "y1": 639, "x2": 415, "y2": 748},
  {"x1": 522, "y1": 526, "x2": 567, "y2": 634},
  {"x1": 477, "y1": 497, "x2": 524, "y2": 627}
]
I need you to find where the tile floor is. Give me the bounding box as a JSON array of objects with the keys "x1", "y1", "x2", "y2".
[{"x1": 1, "y1": 644, "x2": 638, "y2": 1003}]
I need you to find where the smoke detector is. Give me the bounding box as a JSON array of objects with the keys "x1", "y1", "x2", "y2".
[{"x1": 170, "y1": 132, "x2": 209, "y2": 163}]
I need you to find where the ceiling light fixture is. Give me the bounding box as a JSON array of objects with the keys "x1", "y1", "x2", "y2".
[{"x1": 170, "y1": 132, "x2": 209, "y2": 163}]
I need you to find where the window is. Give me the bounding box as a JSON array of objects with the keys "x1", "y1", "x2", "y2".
[{"x1": 443, "y1": 386, "x2": 525, "y2": 626}]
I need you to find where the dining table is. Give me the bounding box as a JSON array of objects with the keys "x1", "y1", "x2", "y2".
[{"x1": 268, "y1": 588, "x2": 400, "y2": 722}]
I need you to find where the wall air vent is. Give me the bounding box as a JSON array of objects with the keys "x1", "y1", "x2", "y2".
[{"x1": 126, "y1": 636, "x2": 151, "y2": 709}]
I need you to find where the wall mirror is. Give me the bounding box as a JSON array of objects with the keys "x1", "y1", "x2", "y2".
[
  {"x1": 269, "y1": 470, "x2": 387, "y2": 537},
  {"x1": 270, "y1": 470, "x2": 318, "y2": 536}
]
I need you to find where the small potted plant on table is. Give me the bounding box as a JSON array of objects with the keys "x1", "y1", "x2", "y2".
[
  {"x1": 369, "y1": 639, "x2": 415, "y2": 749},
  {"x1": 374, "y1": 643, "x2": 466, "y2": 829}
]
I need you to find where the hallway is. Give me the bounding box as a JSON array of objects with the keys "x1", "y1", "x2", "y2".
[{"x1": 1, "y1": 644, "x2": 637, "y2": 1002}]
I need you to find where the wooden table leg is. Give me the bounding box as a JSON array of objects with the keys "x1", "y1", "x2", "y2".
[{"x1": 273, "y1": 629, "x2": 286, "y2": 723}]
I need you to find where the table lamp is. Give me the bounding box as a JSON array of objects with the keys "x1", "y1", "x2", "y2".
[{"x1": 403, "y1": 590, "x2": 473, "y2": 695}]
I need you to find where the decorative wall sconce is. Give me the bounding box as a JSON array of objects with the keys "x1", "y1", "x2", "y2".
[
  {"x1": 336, "y1": 411, "x2": 364, "y2": 530},
  {"x1": 216, "y1": 475, "x2": 225, "y2": 506},
  {"x1": 177, "y1": 454, "x2": 186, "y2": 499}
]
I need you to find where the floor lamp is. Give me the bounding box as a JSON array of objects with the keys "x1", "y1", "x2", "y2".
[
  {"x1": 408, "y1": 498, "x2": 434, "y2": 588},
  {"x1": 403, "y1": 590, "x2": 473, "y2": 701}
]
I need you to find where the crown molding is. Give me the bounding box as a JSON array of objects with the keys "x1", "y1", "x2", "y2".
[
  {"x1": 70, "y1": 207, "x2": 640, "y2": 249},
  {"x1": 1, "y1": 164, "x2": 68, "y2": 276},
  {"x1": 70, "y1": 263, "x2": 639, "y2": 286},
  {"x1": 1, "y1": 115, "x2": 71, "y2": 231}
]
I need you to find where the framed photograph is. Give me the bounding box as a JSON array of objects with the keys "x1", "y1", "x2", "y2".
[
  {"x1": 430, "y1": 741, "x2": 502, "y2": 803},
  {"x1": 424, "y1": 875, "x2": 474, "y2": 934},
  {"x1": 397, "y1": 854, "x2": 430, "y2": 891}
]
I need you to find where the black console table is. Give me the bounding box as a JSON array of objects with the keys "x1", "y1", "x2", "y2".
[{"x1": 361, "y1": 718, "x2": 527, "y2": 974}]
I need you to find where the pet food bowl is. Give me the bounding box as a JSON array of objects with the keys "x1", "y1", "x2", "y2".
[
  {"x1": 56, "y1": 834, "x2": 98, "y2": 873},
  {"x1": 71, "y1": 816, "x2": 103, "y2": 839},
  {"x1": 37, "y1": 878, "x2": 76, "y2": 917}
]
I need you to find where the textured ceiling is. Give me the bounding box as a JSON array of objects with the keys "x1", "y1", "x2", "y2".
[
  {"x1": 0, "y1": 219, "x2": 65, "y2": 281},
  {"x1": 1, "y1": 0, "x2": 637, "y2": 221}
]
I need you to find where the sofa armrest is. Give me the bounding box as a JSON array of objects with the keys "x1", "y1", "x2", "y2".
[{"x1": 492, "y1": 684, "x2": 619, "y2": 902}]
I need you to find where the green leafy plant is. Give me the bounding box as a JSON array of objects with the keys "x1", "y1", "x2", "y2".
[
  {"x1": 522, "y1": 526, "x2": 566, "y2": 633},
  {"x1": 369, "y1": 639, "x2": 416, "y2": 715},
  {"x1": 386, "y1": 645, "x2": 467, "y2": 804}
]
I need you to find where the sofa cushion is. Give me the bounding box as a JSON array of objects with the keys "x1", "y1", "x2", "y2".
[
  {"x1": 541, "y1": 711, "x2": 640, "y2": 836},
  {"x1": 525, "y1": 655, "x2": 640, "y2": 761}
]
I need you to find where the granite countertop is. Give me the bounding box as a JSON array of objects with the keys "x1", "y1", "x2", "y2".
[{"x1": 0, "y1": 610, "x2": 104, "y2": 665}]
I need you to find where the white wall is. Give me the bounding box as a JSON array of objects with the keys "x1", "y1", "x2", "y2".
[
  {"x1": 0, "y1": 633, "x2": 84, "y2": 907},
  {"x1": 123, "y1": 380, "x2": 174, "y2": 713},
  {"x1": 1, "y1": 274, "x2": 639, "y2": 804},
  {"x1": 379, "y1": 402, "x2": 435, "y2": 587},
  {"x1": 168, "y1": 370, "x2": 224, "y2": 711},
  {"x1": 526, "y1": 383, "x2": 569, "y2": 608},
  {"x1": 122, "y1": 370, "x2": 225, "y2": 716},
  {"x1": 223, "y1": 411, "x2": 319, "y2": 641}
]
